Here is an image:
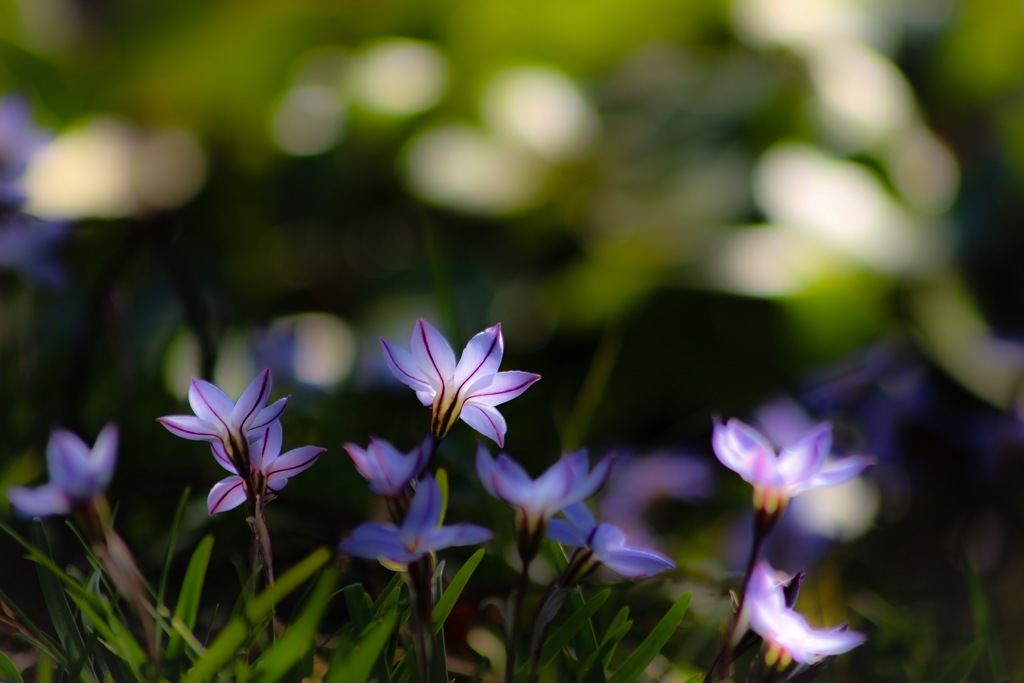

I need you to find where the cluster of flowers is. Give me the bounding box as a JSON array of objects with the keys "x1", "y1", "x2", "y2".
[
  {"x1": 0, "y1": 96, "x2": 66, "y2": 285},
  {"x1": 6, "y1": 318, "x2": 871, "y2": 681}
]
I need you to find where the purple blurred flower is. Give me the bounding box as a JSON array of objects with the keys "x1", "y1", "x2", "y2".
[
  {"x1": 381, "y1": 319, "x2": 540, "y2": 446},
  {"x1": 548, "y1": 503, "x2": 674, "y2": 579},
  {"x1": 344, "y1": 436, "x2": 430, "y2": 497},
  {"x1": 207, "y1": 421, "x2": 323, "y2": 515},
  {"x1": 0, "y1": 214, "x2": 68, "y2": 285},
  {"x1": 0, "y1": 95, "x2": 50, "y2": 210},
  {"x1": 712, "y1": 418, "x2": 873, "y2": 517},
  {"x1": 7, "y1": 424, "x2": 117, "y2": 517},
  {"x1": 745, "y1": 562, "x2": 866, "y2": 667},
  {"x1": 476, "y1": 446, "x2": 613, "y2": 530},
  {"x1": 157, "y1": 368, "x2": 288, "y2": 472},
  {"x1": 340, "y1": 475, "x2": 492, "y2": 566}
]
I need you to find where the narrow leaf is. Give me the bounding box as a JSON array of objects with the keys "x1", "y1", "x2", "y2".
[
  {"x1": 433, "y1": 548, "x2": 484, "y2": 632},
  {"x1": 606, "y1": 593, "x2": 690, "y2": 683},
  {"x1": 934, "y1": 641, "x2": 984, "y2": 683},
  {"x1": 0, "y1": 650, "x2": 24, "y2": 683},
  {"x1": 537, "y1": 589, "x2": 610, "y2": 669},
  {"x1": 327, "y1": 611, "x2": 399, "y2": 683},
  {"x1": 252, "y1": 567, "x2": 339, "y2": 681},
  {"x1": 166, "y1": 535, "x2": 214, "y2": 661}
]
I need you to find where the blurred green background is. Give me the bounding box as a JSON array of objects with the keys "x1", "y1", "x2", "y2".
[{"x1": 3, "y1": 0, "x2": 1024, "y2": 680}]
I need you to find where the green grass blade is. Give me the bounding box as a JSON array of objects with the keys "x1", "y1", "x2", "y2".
[
  {"x1": 180, "y1": 547, "x2": 331, "y2": 683},
  {"x1": 537, "y1": 588, "x2": 610, "y2": 669},
  {"x1": 0, "y1": 650, "x2": 24, "y2": 683},
  {"x1": 65, "y1": 591, "x2": 146, "y2": 681},
  {"x1": 934, "y1": 641, "x2": 984, "y2": 683},
  {"x1": 166, "y1": 535, "x2": 213, "y2": 661},
  {"x1": 158, "y1": 488, "x2": 192, "y2": 606},
  {"x1": 327, "y1": 610, "x2": 399, "y2": 683},
  {"x1": 27, "y1": 522, "x2": 86, "y2": 672},
  {"x1": 682, "y1": 674, "x2": 702, "y2": 683},
  {"x1": 251, "y1": 567, "x2": 339, "y2": 682},
  {"x1": 432, "y1": 549, "x2": 484, "y2": 633},
  {"x1": 606, "y1": 593, "x2": 690, "y2": 683},
  {"x1": 599, "y1": 607, "x2": 632, "y2": 668}
]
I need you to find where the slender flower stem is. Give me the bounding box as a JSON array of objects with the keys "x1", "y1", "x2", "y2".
[
  {"x1": 712, "y1": 516, "x2": 770, "y2": 683},
  {"x1": 506, "y1": 560, "x2": 532, "y2": 683},
  {"x1": 407, "y1": 557, "x2": 436, "y2": 683},
  {"x1": 249, "y1": 493, "x2": 275, "y2": 586},
  {"x1": 526, "y1": 579, "x2": 567, "y2": 683}
]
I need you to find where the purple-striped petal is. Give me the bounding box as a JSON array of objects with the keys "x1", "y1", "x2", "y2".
[
  {"x1": 207, "y1": 476, "x2": 247, "y2": 515},
  {"x1": 460, "y1": 403, "x2": 507, "y2": 446},
  {"x1": 410, "y1": 319, "x2": 456, "y2": 391},
  {"x1": 253, "y1": 422, "x2": 283, "y2": 471},
  {"x1": 158, "y1": 415, "x2": 221, "y2": 442},
  {"x1": 232, "y1": 368, "x2": 273, "y2": 429},
  {"x1": 266, "y1": 446, "x2": 324, "y2": 490},
  {"x1": 210, "y1": 442, "x2": 238, "y2": 473},
  {"x1": 463, "y1": 371, "x2": 540, "y2": 407},
  {"x1": 250, "y1": 397, "x2": 289, "y2": 433},
  {"x1": 381, "y1": 338, "x2": 434, "y2": 395},
  {"x1": 452, "y1": 324, "x2": 503, "y2": 391},
  {"x1": 188, "y1": 379, "x2": 234, "y2": 430}
]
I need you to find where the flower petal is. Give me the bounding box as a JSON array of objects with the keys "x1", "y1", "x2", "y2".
[
  {"x1": 420, "y1": 523, "x2": 492, "y2": 554},
  {"x1": 801, "y1": 455, "x2": 874, "y2": 492},
  {"x1": 89, "y1": 423, "x2": 119, "y2": 490},
  {"x1": 232, "y1": 369, "x2": 273, "y2": 430},
  {"x1": 340, "y1": 523, "x2": 410, "y2": 563},
  {"x1": 7, "y1": 484, "x2": 71, "y2": 517},
  {"x1": 568, "y1": 454, "x2": 614, "y2": 507},
  {"x1": 602, "y1": 545, "x2": 675, "y2": 579},
  {"x1": 381, "y1": 338, "x2": 434, "y2": 395},
  {"x1": 266, "y1": 446, "x2": 325, "y2": 490},
  {"x1": 460, "y1": 403, "x2": 507, "y2": 446},
  {"x1": 410, "y1": 319, "x2": 456, "y2": 390},
  {"x1": 188, "y1": 379, "x2": 235, "y2": 431},
  {"x1": 477, "y1": 447, "x2": 533, "y2": 504},
  {"x1": 777, "y1": 423, "x2": 831, "y2": 484},
  {"x1": 547, "y1": 519, "x2": 586, "y2": 546},
  {"x1": 401, "y1": 476, "x2": 443, "y2": 541},
  {"x1": 46, "y1": 429, "x2": 90, "y2": 492},
  {"x1": 210, "y1": 442, "x2": 238, "y2": 473},
  {"x1": 250, "y1": 397, "x2": 289, "y2": 433},
  {"x1": 207, "y1": 476, "x2": 247, "y2": 515},
  {"x1": 452, "y1": 324, "x2": 503, "y2": 391},
  {"x1": 561, "y1": 502, "x2": 597, "y2": 533},
  {"x1": 712, "y1": 418, "x2": 775, "y2": 482},
  {"x1": 253, "y1": 422, "x2": 283, "y2": 472},
  {"x1": 463, "y1": 371, "x2": 541, "y2": 407},
  {"x1": 157, "y1": 415, "x2": 221, "y2": 442}
]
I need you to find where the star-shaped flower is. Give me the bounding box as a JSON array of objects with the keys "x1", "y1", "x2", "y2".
[
  {"x1": 547, "y1": 503, "x2": 674, "y2": 580},
  {"x1": 476, "y1": 446, "x2": 613, "y2": 531},
  {"x1": 7, "y1": 424, "x2": 118, "y2": 517},
  {"x1": 207, "y1": 421, "x2": 324, "y2": 515},
  {"x1": 344, "y1": 437, "x2": 431, "y2": 498},
  {"x1": 712, "y1": 418, "x2": 873, "y2": 517},
  {"x1": 340, "y1": 475, "x2": 492, "y2": 566},
  {"x1": 158, "y1": 368, "x2": 288, "y2": 472},
  {"x1": 745, "y1": 562, "x2": 866, "y2": 667},
  {"x1": 381, "y1": 319, "x2": 540, "y2": 446}
]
